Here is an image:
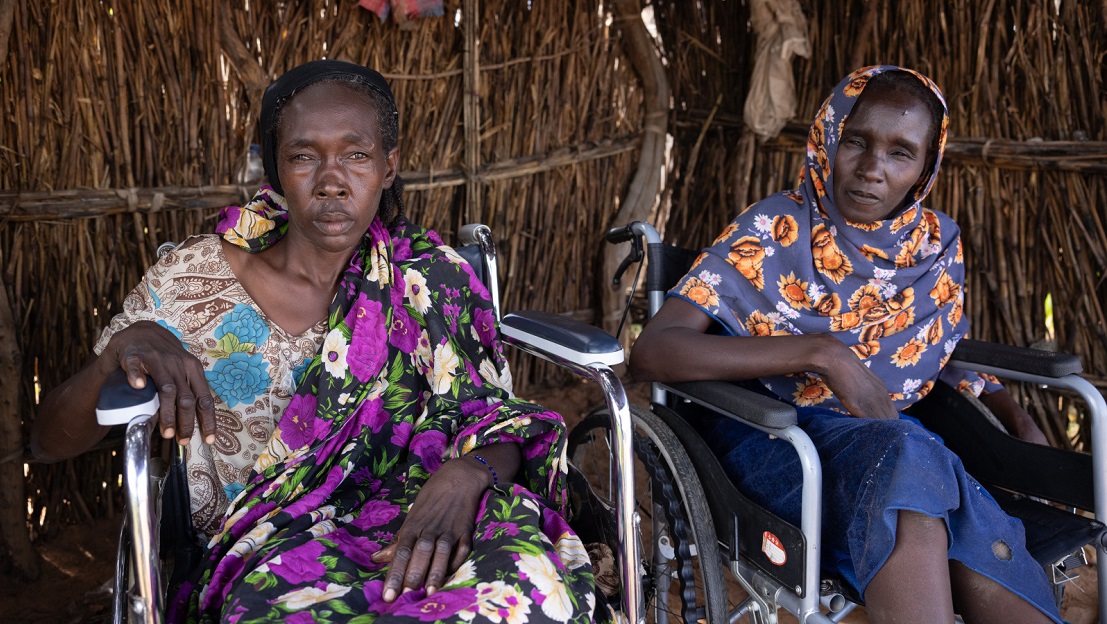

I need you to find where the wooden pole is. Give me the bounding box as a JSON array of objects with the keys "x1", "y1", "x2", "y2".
[
  {"x1": 603, "y1": 0, "x2": 670, "y2": 338},
  {"x1": 462, "y1": 0, "x2": 482, "y2": 224},
  {"x1": 0, "y1": 277, "x2": 40, "y2": 581}
]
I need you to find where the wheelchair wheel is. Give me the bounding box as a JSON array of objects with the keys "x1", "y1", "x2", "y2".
[{"x1": 568, "y1": 404, "x2": 729, "y2": 624}]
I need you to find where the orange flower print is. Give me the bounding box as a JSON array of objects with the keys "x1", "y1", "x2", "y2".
[
  {"x1": 784, "y1": 190, "x2": 803, "y2": 204},
  {"x1": 880, "y1": 309, "x2": 916, "y2": 336},
  {"x1": 813, "y1": 292, "x2": 842, "y2": 316},
  {"x1": 926, "y1": 319, "x2": 944, "y2": 344},
  {"x1": 862, "y1": 303, "x2": 892, "y2": 324},
  {"x1": 892, "y1": 338, "x2": 928, "y2": 368},
  {"x1": 810, "y1": 118, "x2": 826, "y2": 152},
  {"x1": 860, "y1": 323, "x2": 886, "y2": 344},
  {"x1": 793, "y1": 376, "x2": 833, "y2": 406},
  {"x1": 712, "y1": 223, "x2": 740, "y2": 245},
  {"x1": 885, "y1": 288, "x2": 915, "y2": 312},
  {"x1": 830, "y1": 310, "x2": 862, "y2": 332},
  {"x1": 955, "y1": 237, "x2": 964, "y2": 264},
  {"x1": 843, "y1": 73, "x2": 871, "y2": 97},
  {"x1": 891, "y1": 207, "x2": 918, "y2": 233},
  {"x1": 947, "y1": 296, "x2": 965, "y2": 327},
  {"x1": 918, "y1": 380, "x2": 935, "y2": 398},
  {"x1": 930, "y1": 270, "x2": 960, "y2": 308},
  {"x1": 860, "y1": 244, "x2": 889, "y2": 261},
  {"x1": 812, "y1": 173, "x2": 828, "y2": 198},
  {"x1": 777, "y1": 272, "x2": 810, "y2": 310},
  {"x1": 679, "y1": 277, "x2": 719, "y2": 308},
  {"x1": 811, "y1": 224, "x2": 853, "y2": 283},
  {"x1": 923, "y1": 210, "x2": 943, "y2": 246},
  {"x1": 846, "y1": 218, "x2": 882, "y2": 232},
  {"x1": 771, "y1": 214, "x2": 800, "y2": 247},
  {"x1": 851, "y1": 341, "x2": 881, "y2": 359},
  {"x1": 727, "y1": 236, "x2": 766, "y2": 290},
  {"x1": 745, "y1": 310, "x2": 778, "y2": 337},
  {"x1": 894, "y1": 227, "x2": 925, "y2": 268},
  {"x1": 848, "y1": 284, "x2": 885, "y2": 314},
  {"x1": 690, "y1": 253, "x2": 705, "y2": 271},
  {"x1": 816, "y1": 145, "x2": 830, "y2": 174}
]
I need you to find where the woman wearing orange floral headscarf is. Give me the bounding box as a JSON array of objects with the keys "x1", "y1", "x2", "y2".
[{"x1": 631, "y1": 67, "x2": 1058, "y2": 623}]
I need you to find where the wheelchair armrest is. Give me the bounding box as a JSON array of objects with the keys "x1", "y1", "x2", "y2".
[
  {"x1": 501, "y1": 311, "x2": 624, "y2": 368},
  {"x1": 661, "y1": 380, "x2": 797, "y2": 430},
  {"x1": 950, "y1": 339, "x2": 1082, "y2": 378},
  {"x1": 97, "y1": 368, "x2": 160, "y2": 426}
]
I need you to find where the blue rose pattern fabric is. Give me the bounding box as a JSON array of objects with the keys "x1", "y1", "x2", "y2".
[
  {"x1": 95, "y1": 237, "x2": 325, "y2": 535},
  {"x1": 164, "y1": 189, "x2": 595, "y2": 623}
]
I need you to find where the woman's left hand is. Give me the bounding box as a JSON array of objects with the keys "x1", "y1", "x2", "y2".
[{"x1": 371, "y1": 456, "x2": 492, "y2": 601}]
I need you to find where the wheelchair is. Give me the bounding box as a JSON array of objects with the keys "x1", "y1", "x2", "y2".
[
  {"x1": 95, "y1": 224, "x2": 652, "y2": 624},
  {"x1": 582, "y1": 220, "x2": 1107, "y2": 623}
]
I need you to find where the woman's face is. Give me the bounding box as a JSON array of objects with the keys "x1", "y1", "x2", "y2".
[
  {"x1": 276, "y1": 81, "x2": 399, "y2": 253},
  {"x1": 832, "y1": 89, "x2": 933, "y2": 223}
]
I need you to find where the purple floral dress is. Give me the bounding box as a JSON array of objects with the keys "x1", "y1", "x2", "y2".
[{"x1": 169, "y1": 190, "x2": 595, "y2": 623}]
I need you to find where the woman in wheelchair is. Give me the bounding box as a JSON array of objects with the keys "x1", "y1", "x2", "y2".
[
  {"x1": 630, "y1": 66, "x2": 1060, "y2": 623},
  {"x1": 32, "y1": 60, "x2": 596, "y2": 623}
]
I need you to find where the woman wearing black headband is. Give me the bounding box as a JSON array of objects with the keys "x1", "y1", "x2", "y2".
[{"x1": 34, "y1": 60, "x2": 597, "y2": 623}]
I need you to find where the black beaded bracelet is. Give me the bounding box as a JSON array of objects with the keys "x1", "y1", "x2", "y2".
[{"x1": 469, "y1": 454, "x2": 498, "y2": 486}]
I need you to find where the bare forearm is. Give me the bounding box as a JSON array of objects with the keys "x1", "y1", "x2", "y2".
[
  {"x1": 31, "y1": 354, "x2": 115, "y2": 462},
  {"x1": 630, "y1": 326, "x2": 840, "y2": 383}
]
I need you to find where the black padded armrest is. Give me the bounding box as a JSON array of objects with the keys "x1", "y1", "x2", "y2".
[
  {"x1": 950, "y1": 339, "x2": 1082, "y2": 378},
  {"x1": 501, "y1": 311, "x2": 623, "y2": 367},
  {"x1": 662, "y1": 380, "x2": 797, "y2": 430}
]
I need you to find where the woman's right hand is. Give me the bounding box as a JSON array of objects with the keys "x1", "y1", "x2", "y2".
[
  {"x1": 816, "y1": 337, "x2": 898, "y2": 420},
  {"x1": 103, "y1": 320, "x2": 217, "y2": 444}
]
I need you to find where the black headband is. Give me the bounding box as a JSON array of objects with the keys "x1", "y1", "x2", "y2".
[{"x1": 259, "y1": 60, "x2": 398, "y2": 195}]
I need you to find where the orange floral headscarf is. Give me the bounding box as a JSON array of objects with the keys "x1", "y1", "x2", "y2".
[{"x1": 671, "y1": 66, "x2": 995, "y2": 412}]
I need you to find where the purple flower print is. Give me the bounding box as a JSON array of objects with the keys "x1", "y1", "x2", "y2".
[
  {"x1": 269, "y1": 540, "x2": 326, "y2": 584},
  {"x1": 480, "y1": 521, "x2": 520, "y2": 540},
  {"x1": 328, "y1": 529, "x2": 379, "y2": 568},
  {"x1": 284, "y1": 613, "x2": 316, "y2": 624},
  {"x1": 347, "y1": 296, "x2": 387, "y2": 382},
  {"x1": 353, "y1": 398, "x2": 388, "y2": 434},
  {"x1": 465, "y1": 360, "x2": 483, "y2": 388},
  {"x1": 443, "y1": 303, "x2": 461, "y2": 334},
  {"x1": 279, "y1": 393, "x2": 318, "y2": 450},
  {"x1": 393, "y1": 237, "x2": 412, "y2": 261},
  {"x1": 388, "y1": 307, "x2": 419, "y2": 353},
  {"x1": 473, "y1": 307, "x2": 497, "y2": 347},
  {"x1": 351, "y1": 499, "x2": 401, "y2": 530},
  {"x1": 411, "y1": 430, "x2": 448, "y2": 472},
  {"x1": 426, "y1": 230, "x2": 444, "y2": 246},
  {"x1": 524, "y1": 430, "x2": 557, "y2": 460},
  {"x1": 394, "y1": 587, "x2": 479, "y2": 620},
  {"x1": 390, "y1": 420, "x2": 413, "y2": 448}
]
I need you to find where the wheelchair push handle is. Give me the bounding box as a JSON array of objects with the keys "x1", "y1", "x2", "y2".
[{"x1": 96, "y1": 368, "x2": 161, "y2": 426}]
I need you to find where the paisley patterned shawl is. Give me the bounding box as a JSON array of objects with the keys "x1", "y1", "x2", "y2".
[
  {"x1": 672, "y1": 66, "x2": 993, "y2": 413},
  {"x1": 177, "y1": 188, "x2": 571, "y2": 617}
]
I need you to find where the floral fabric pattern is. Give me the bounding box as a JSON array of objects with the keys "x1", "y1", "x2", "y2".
[
  {"x1": 95, "y1": 236, "x2": 324, "y2": 535},
  {"x1": 166, "y1": 192, "x2": 594, "y2": 623},
  {"x1": 670, "y1": 65, "x2": 999, "y2": 413}
]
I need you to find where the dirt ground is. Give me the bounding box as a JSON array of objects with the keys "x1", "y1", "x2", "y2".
[{"x1": 1, "y1": 377, "x2": 1100, "y2": 623}]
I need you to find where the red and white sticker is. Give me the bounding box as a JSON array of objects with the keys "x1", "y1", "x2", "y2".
[{"x1": 762, "y1": 531, "x2": 787, "y2": 566}]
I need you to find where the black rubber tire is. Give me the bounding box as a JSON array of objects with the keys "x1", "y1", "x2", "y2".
[{"x1": 568, "y1": 403, "x2": 729, "y2": 624}]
